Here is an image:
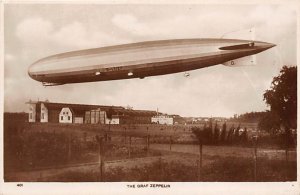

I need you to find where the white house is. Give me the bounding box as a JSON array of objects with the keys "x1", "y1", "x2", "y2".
[
  {"x1": 105, "y1": 115, "x2": 120, "y2": 125},
  {"x1": 40, "y1": 103, "x2": 48, "y2": 123},
  {"x1": 59, "y1": 107, "x2": 73, "y2": 123},
  {"x1": 28, "y1": 103, "x2": 36, "y2": 122},
  {"x1": 151, "y1": 115, "x2": 173, "y2": 125}
]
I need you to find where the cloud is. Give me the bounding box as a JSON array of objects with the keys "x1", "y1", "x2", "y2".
[
  {"x1": 5, "y1": 4, "x2": 297, "y2": 117},
  {"x1": 4, "y1": 54, "x2": 15, "y2": 61},
  {"x1": 16, "y1": 17, "x2": 131, "y2": 52},
  {"x1": 16, "y1": 18, "x2": 53, "y2": 43},
  {"x1": 112, "y1": 14, "x2": 152, "y2": 36}
]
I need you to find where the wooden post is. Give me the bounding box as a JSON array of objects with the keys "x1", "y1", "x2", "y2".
[
  {"x1": 124, "y1": 127, "x2": 127, "y2": 144},
  {"x1": 96, "y1": 135, "x2": 103, "y2": 182},
  {"x1": 199, "y1": 142, "x2": 203, "y2": 181},
  {"x1": 285, "y1": 130, "x2": 289, "y2": 181},
  {"x1": 159, "y1": 156, "x2": 162, "y2": 175},
  {"x1": 253, "y1": 136, "x2": 257, "y2": 182},
  {"x1": 129, "y1": 136, "x2": 132, "y2": 158},
  {"x1": 99, "y1": 138, "x2": 103, "y2": 182},
  {"x1": 147, "y1": 135, "x2": 150, "y2": 152},
  {"x1": 145, "y1": 135, "x2": 148, "y2": 156},
  {"x1": 197, "y1": 159, "x2": 200, "y2": 181},
  {"x1": 68, "y1": 134, "x2": 72, "y2": 162},
  {"x1": 169, "y1": 136, "x2": 172, "y2": 151},
  {"x1": 105, "y1": 133, "x2": 107, "y2": 142}
]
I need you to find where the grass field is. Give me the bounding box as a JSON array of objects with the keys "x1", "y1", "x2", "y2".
[
  {"x1": 43, "y1": 156, "x2": 296, "y2": 182},
  {"x1": 4, "y1": 118, "x2": 296, "y2": 182}
]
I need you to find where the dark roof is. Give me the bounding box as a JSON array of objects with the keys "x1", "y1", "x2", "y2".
[
  {"x1": 32, "y1": 101, "x2": 124, "y2": 113},
  {"x1": 29, "y1": 101, "x2": 159, "y2": 116},
  {"x1": 119, "y1": 109, "x2": 160, "y2": 117}
]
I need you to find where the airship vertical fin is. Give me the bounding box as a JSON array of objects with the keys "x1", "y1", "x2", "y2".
[
  {"x1": 222, "y1": 28, "x2": 257, "y2": 66},
  {"x1": 222, "y1": 27, "x2": 255, "y2": 40}
]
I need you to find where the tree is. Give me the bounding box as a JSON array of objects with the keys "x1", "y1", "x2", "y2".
[
  {"x1": 234, "y1": 124, "x2": 240, "y2": 142},
  {"x1": 263, "y1": 66, "x2": 297, "y2": 130},
  {"x1": 226, "y1": 124, "x2": 234, "y2": 143},
  {"x1": 192, "y1": 123, "x2": 213, "y2": 145},
  {"x1": 220, "y1": 122, "x2": 227, "y2": 143},
  {"x1": 258, "y1": 111, "x2": 280, "y2": 134},
  {"x1": 214, "y1": 122, "x2": 220, "y2": 144},
  {"x1": 263, "y1": 65, "x2": 297, "y2": 147},
  {"x1": 106, "y1": 107, "x2": 114, "y2": 120},
  {"x1": 240, "y1": 127, "x2": 248, "y2": 142}
]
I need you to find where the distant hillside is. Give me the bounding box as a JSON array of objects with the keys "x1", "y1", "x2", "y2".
[{"x1": 229, "y1": 112, "x2": 266, "y2": 123}]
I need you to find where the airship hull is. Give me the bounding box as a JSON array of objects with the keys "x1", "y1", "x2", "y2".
[{"x1": 28, "y1": 39, "x2": 275, "y2": 85}]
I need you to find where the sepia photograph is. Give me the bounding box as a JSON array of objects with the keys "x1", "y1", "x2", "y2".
[{"x1": 1, "y1": 1, "x2": 298, "y2": 194}]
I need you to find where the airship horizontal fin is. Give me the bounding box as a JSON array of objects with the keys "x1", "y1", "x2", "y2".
[{"x1": 222, "y1": 55, "x2": 256, "y2": 67}]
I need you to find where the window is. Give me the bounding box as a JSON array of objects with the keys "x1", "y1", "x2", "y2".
[
  {"x1": 41, "y1": 113, "x2": 44, "y2": 119},
  {"x1": 61, "y1": 116, "x2": 63, "y2": 120},
  {"x1": 68, "y1": 116, "x2": 71, "y2": 121}
]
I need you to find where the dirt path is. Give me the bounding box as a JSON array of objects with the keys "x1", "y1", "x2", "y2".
[
  {"x1": 5, "y1": 152, "x2": 203, "y2": 182},
  {"x1": 150, "y1": 144, "x2": 297, "y2": 161}
]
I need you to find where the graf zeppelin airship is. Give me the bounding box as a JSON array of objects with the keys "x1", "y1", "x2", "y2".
[{"x1": 28, "y1": 38, "x2": 275, "y2": 86}]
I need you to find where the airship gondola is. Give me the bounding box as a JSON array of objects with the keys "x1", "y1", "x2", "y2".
[{"x1": 28, "y1": 38, "x2": 275, "y2": 86}]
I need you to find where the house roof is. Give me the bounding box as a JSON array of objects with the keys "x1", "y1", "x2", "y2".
[{"x1": 27, "y1": 101, "x2": 160, "y2": 117}]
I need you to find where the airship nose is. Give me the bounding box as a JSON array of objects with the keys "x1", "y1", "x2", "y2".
[{"x1": 28, "y1": 62, "x2": 40, "y2": 81}]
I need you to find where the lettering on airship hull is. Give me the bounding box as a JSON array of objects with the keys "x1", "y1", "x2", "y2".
[{"x1": 105, "y1": 66, "x2": 123, "y2": 72}]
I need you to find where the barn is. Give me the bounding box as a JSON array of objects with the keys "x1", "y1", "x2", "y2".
[{"x1": 26, "y1": 100, "x2": 160, "y2": 125}]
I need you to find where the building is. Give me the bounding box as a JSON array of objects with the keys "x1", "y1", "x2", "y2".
[
  {"x1": 151, "y1": 115, "x2": 174, "y2": 125},
  {"x1": 26, "y1": 101, "x2": 159, "y2": 125}
]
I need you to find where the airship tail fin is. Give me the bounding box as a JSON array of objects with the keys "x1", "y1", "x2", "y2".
[
  {"x1": 222, "y1": 27, "x2": 256, "y2": 66},
  {"x1": 223, "y1": 55, "x2": 256, "y2": 67},
  {"x1": 221, "y1": 27, "x2": 255, "y2": 40}
]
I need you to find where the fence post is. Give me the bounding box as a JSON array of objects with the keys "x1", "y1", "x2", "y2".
[
  {"x1": 196, "y1": 159, "x2": 199, "y2": 181},
  {"x1": 159, "y1": 156, "x2": 162, "y2": 176},
  {"x1": 199, "y1": 142, "x2": 203, "y2": 181},
  {"x1": 68, "y1": 133, "x2": 72, "y2": 162},
  {"x1": 285, "y1": 131, "x2": 289, "y2": 181},
  {"x1": 253, "y1": 136, "x2": 258, "y2": 182},
  {"x1": 129, "y1": 136, "x2": 132, "y2": 158},
  {"x1": 169, "y1": 136, "x2": 172, "y2": 151},
  {"x1": 124, "y1": 127, "x2": 127, "y2": 144},
  {"x1": 147, "y1": 135, "x2": 150, "y2": 152},
  {"x1": 96, "y1": 135, "x2": 103, "y2": 182}
]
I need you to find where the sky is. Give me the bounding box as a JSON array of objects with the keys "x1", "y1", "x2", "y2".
[{"x1": 3, "y1": 3, "x2": 297, "y2": 117}]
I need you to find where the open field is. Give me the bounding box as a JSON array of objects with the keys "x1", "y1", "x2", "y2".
[{"x1": 4, "y1": 119, "x2": 296, "y2": 182}]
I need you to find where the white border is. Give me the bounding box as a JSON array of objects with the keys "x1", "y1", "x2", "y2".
[{"x1": 0, "y1": 0, "x2": 299, "y2": 195}]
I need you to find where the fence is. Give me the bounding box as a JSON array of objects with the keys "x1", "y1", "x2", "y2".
[{"x1": 4, "y1": 122, "x2": 296, "y2": 182}]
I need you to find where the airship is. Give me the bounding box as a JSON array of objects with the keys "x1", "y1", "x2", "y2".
[{"x1": 28, "y1": 38, "x2": 275, "y2": 86}]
